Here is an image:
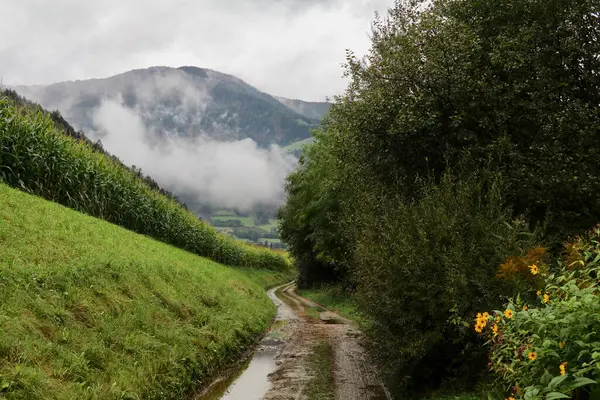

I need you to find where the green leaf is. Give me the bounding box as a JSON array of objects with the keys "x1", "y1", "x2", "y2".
[
  {"x1": 547, "y1": 374, "x2": 568, "y2": 389},
  {"x1": 545, "y1": 392, "x2": 569, "y2": 399},
  {"x1": 541, "y1": 371, "x2": 553, "y2": 386},
  {"x1": 525, "y1": 387, "x2": 541, "y2": 400},
  {"x1": 571, "y1": 377, "x2": 597, "y2": 388}
]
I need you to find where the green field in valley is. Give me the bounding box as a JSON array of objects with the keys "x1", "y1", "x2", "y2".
[
  {"x1": 211, "y1": 215, "x2": 257, "y2": 227},
  {"x1": 283, "y1": 137, "x2": 315, "y2": 152},
  {"x1": 0, "y1": 183, "x2": 293, "y2": 399}
]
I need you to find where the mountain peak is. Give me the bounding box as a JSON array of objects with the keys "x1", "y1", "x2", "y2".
[{"x1": 12, "y1": 66, "x2": 329, "y2": 147}]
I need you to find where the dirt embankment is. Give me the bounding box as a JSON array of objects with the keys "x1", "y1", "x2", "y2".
[{"x1": 265, "y1": 283, "x2": 390, "y2": 400}]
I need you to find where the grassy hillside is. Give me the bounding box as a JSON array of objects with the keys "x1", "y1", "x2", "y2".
[
  {"x1": 0, "y1": 183, "x2": 293, "y2": 399},
  {"x1": 0, "y1": 91, "x2": 289, "y2": 271}
]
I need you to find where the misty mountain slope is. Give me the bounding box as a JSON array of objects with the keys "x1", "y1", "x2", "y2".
[
  {"x1": 275, "y1": 97, "x2": 331, "y2": 120},
  {"x1": 13, "y1": 66, "x2": 323, "y2": 147}
]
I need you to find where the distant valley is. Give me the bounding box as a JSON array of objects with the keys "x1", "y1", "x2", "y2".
[{"x1": 9, "y1": 66, "x2": 329, "y2": 247}]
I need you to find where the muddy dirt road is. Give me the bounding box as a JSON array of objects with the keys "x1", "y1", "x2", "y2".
[{"x1": 264, "y1": 282, "x2": 390, "y2": 400}]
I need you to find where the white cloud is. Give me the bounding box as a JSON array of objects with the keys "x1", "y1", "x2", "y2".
[
  {"x1": 0, "y1": 0, "x2": 392, "y2": 100},
  {"x1": 91, "y1": 97, "x2": 297, "y2": 210}
]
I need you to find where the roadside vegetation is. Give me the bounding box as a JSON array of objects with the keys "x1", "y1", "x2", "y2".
[
  {"x1": 0, "y1": 91, "x2": 289, "y2": 271},
  {"x1": 278, "y1": 0, "x2": 600, "y2": 398},
  {"x1": 300, "y1": 286, "x2": 367, "y2": 327},
  {"x1": 305, "y1": 341, "x2": 335, "y2": 400},
  {"x1": 0, "y1": 183, "x2": 293, "y2": 399},
  {"x1": 476, "y1": 227, "x2": 600, "y2": 399}
]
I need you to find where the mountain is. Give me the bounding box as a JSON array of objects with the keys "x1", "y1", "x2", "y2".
[
  {"x1": 12, "y1": 66, "x2": 327, "y2": 147},
  {"x1": 275, "y1": 97, "x2": 330, "y2": 120}
]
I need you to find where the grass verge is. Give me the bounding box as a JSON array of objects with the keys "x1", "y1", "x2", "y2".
[
  {"x1": 305, "y1": 341, "x2": 335, "y2": 400},
  {"x1": 0, "y1": 183, "x2": 293, "y2": 399},
  {"x1": 300, "y1": 285, "x2": 368, "y2": 327}
]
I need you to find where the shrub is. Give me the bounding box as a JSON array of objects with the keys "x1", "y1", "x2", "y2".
[
  {"x1": 352, "y1": 170, "x2": 541, "y2": 397},
  {"x1": 497, "y1": 247, "x2": 550, "y2": 296},
  {"x1": 0, "y1": 95, "x2": 289, "y2": 271},
  {"x1": 477, "y1": 226, "x2": 600, "y2": 399}
]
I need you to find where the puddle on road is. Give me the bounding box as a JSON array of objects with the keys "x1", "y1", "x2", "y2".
[
  {"x1": 195, "y1": 350, "x2": 277, "y2": 400},
  {"x1": 195, "y1": 285, "x2": 292, "y2": 400}
]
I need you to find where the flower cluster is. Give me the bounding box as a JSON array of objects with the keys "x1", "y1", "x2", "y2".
[
  {"x1": 476, "y1": 227, "x2": 600, "y2": 400},
  {"x1": 560, "y1": 362, "x2": 567, "y2": 376},
  {"x1": 474, "y1": 312, "x2": 490, "y2": 333},
  {"x1": 497, "y1": 247, "x2": 547, "y2": 281}
]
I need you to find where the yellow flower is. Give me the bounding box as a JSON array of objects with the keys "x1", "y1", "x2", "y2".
[
  {"x1": 474, "y1": 312, "x2": 488, "y2": 332},
  {"x1": 523, "y1": 305, "x2": 528, "y2": 311},
  {"x1": 536, "y1": 290, "x2": 542, "y2": 296},
  {"x1": 559, "y1": 341, "x2": 566, "y2": 349},
  {"x1": 492, "y1": 324, "x2": 499, "y2": 336},
  {"x1": 495, "y1": 315, "x2": 501, "y2": 323},
  {"x1": 528, "y1": 351, "x2": 537, "y2": 361},
  {"x1": 529, "y1": 264, "x2": 539, "y2": 275},
  {"x1": 507, "y1": 397, "x2": 515, "y2": 400},
  {"x1": 560, "y1": 362, "x2": 567, "y2": 376},
  {"x1": 543, "y1": 294, "x2": 550, "y2": 304},
  {"x1": 474, "y1": 315, "x2": 485, "y2": 332},
  {"x1": 504, "y1": 309, "x2": 514, "y2": 319}
]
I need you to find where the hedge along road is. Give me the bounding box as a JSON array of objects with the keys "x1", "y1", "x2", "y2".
[{"x1": 196, "y1": 282, "x2": 391, "y2": 400}]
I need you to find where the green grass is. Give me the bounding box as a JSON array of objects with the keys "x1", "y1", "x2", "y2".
[
  {"x1": 211, "y1": 216, "x2": 256, "y2": 227},
  {"x1": 257, "y1": 238, "x2": 281, "y2": 243},
  {"x1": 283, "y1": 137, "x2": 315, "y2": 152},
  {"x1": 257, "y1": 221, "x2": 278, "y2": 232},
  {"x1": 0, "y1": 183, "x2": 294, "y2": 399},
  {"x1": 213, "y1": 210, "x2": 236, "y2": 217},
  {"x1": 305, "y1": 341, "x2": 335, "y2": 400},
  {"x1": 300, "y1": 286, "x2": 369, "y2": 327}
]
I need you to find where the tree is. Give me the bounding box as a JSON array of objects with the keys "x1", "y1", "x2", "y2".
[
  {"x1": 279, "y1": 0, "x2": 600, "y2": 395},
  {"x1": 334, "y1": 0, "x2": 600, "y2": 239},
  {"x1": 277, "y1": 130, "x2": 349, "y2": 287}
]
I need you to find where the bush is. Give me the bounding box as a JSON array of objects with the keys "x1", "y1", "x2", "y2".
[
  {"x1": 477, "y1": 226, "x2": 600, "y2": 399},
  {"x1": 0, "y1": 96, "x2": 290, "y2": 271},
  {"x1": 352, "y1": 171, "x2": 540, "y2": 397}
]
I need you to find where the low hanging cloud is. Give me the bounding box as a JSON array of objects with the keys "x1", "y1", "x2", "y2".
[{"x1": 91, "y1": 98, "x2": 298, "y2": 211}]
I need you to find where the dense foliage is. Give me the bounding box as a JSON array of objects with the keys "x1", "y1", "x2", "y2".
[
  {"x1": 0, "y1": 95, "x2": 290, "y2": 271},
  {"x1": 278, "y1": 0, "x2": 600, "y2": 396},
  {"x1": 278, "y1": 130, "x2": 348, "y2": 287},
  {"x1": 478, "y1": 227, "x2": 600, "y2": 399},
  {"x1": 352, "y1": 171, "x2": 540, "y2": 393}
]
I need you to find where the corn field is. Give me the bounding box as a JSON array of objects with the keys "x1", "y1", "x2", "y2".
[{"x1": 0, "y1": 95, "x2": 290, "y2": 271}]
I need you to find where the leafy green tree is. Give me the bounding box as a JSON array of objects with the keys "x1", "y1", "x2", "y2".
[
  {"x1": 279, "y1": 0, "x2": 600, "y2": 396},
  {"x1": 277, "y1": 130, "x2": 348, "y2": 287},
  {"x1": 335, "y1": 0, "x2": 600, "y2": 239}
]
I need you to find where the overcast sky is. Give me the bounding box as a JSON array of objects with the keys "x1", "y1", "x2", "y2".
[{"x1": 1, "y1": 0, "x2": 392, "y2": 101}]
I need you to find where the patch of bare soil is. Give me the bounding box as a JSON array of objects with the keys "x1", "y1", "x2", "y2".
[{"x1": 265, "y1": 283, "x2": 390, "y2": 400}]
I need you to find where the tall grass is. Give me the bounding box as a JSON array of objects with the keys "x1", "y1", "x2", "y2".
[
  {"x1": 0, "y1": 95, "x2": 289, "y2": 271},
  {"x1": 0, "y1": 183, "x2": 293, "y2": 399}
]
